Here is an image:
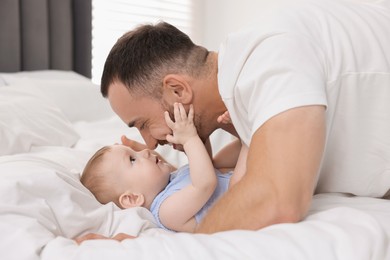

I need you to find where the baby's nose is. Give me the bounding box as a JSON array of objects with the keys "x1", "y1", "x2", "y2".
[{"x1": 140, "y1": 149, "x2": 151, "y2": 158}]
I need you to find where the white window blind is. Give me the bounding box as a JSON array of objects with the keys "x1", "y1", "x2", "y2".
[{"x1": 91, "y1": 0, "x2": 196, "y2": 84}]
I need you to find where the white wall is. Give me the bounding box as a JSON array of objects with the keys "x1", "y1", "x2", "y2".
[
  {"x1": 197, "y1": 0, "x2": 291, "y2": 50},
  {"x1": 197, "y1": 0, "x2": 379, "y2": 50}
]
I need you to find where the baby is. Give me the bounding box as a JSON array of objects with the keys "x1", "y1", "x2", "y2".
[{"x1": 80, "y1": 103, "x2": 234, "y2": 232}]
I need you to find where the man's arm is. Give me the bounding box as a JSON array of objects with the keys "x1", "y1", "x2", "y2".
[{"x1": 196, "y1": 105, "x2": 326, "y2": 232}]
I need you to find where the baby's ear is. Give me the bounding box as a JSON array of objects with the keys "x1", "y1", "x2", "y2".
[{"x1": 119, "y1": 192, "x2": 145, "y2": 208}]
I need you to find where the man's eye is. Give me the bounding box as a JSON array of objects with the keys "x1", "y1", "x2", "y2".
[
  {"x1": 140, "y1": 121, "x2": 147, "y2": 130},
  {"x1": 130, "y1": 156, "x2": 136, "y2": 163}
]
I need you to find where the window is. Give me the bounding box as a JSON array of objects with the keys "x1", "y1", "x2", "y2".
[{"x1": 91, "y1": 0, "x2": 196, "y2": 84}]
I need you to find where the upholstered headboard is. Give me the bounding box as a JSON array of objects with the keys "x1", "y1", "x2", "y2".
[{"x1": 0, "y1": 0, "x2": 92, "y2": 78}]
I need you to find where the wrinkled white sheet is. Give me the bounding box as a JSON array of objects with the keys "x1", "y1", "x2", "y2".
[
  {"x1": 43, "y1": 196, "x2": 390, "y2": 260},
  {"x1": 0, "y1": 116, "x2": 389, "y2": 260}
]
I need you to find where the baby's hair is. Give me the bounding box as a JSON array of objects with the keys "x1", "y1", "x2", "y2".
[
  {"x1": 81, "y1": 146, "x2": 111, "y2": 183},
  {"x1": 80, "y1": 146, "x2": 122, "y2": 207}
]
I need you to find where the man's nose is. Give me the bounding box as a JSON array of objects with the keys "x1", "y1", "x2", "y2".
[{"x1": 140, "y1": 132, "x2": 158, "y2": 150}]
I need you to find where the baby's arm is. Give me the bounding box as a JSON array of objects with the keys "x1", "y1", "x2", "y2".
[
  {"x1": 213, "y1": 138, "x2": 248, "y2": 186},
  {"x1": 159, "y1": 103, "x2": 217, "y2": 232},
  {"x1": 215, "y1": 110, "x2": 248, "y2": 185},
  {"x1": 213, "y1": 138, "x2": 241, "y2": 170},
  {"x1": 214, "y1": 110, "x2": 240, "y2": 169},
  {"x1": 229, "y1": 144, "x2": 248, "y2": 187}
]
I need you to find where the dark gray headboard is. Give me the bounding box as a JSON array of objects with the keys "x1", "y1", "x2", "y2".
[{"x1": 0, "y1": 0, "x2": 92, "y2": 78}]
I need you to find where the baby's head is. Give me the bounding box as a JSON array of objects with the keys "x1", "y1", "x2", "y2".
[{"x1": 80, "y1": 144, "x2": 173, "y2": 209}]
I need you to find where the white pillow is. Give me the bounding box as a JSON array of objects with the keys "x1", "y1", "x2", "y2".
[
  {"x1": 1, "y1": 77, "x2": 114, "y2": 122},
  {"x1": 0, "y1": 77, "x2": 6, "y2": 87},
  {"x1": 0, "y1": 85, "x2": 80, "y2": 156}
]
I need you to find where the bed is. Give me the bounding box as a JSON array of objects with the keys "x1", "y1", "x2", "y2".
[{"x1": 1, "y1": 1, "x2": 390, "y2": 260}]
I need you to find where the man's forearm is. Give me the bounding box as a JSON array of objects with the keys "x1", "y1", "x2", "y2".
[
  {"x1": 195, "y1": 174, "x2": 282, "y2": 233},
  {"x1": 196, "y1": 106, "x2": 324, "y2": 233}
]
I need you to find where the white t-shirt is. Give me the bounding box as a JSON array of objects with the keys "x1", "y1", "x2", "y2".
[{"x1": 218, "y1": 0, "x2": 390, "y2": 197}]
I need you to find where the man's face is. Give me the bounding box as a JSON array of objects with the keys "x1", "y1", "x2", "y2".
[{"x1": 107, "y1": 81, "x2": 206, "y2": 151}]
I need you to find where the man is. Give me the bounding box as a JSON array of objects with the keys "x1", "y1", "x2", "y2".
[{"x1": 100, "y1": 0, "x2": 390, "y2": 234}]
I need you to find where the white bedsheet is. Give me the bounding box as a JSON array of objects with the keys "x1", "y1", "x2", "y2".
[
  {"x1": 43, "y1": 197, "x2": 390, "y2": 260},
  {"x1": 0, "y1": 74, "x2": 389, "y2": 260},
  {"x1": 1, "y1": 115, "x2": 389, "y2": 260}
]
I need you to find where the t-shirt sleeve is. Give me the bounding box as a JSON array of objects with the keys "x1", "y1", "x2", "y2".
[{"x1": 235, "y1": 33, "x2": 328, "y2": 138}]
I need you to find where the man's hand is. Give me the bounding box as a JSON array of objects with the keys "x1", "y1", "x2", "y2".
[
  {"x1": 121, "y1": 135, "x2": 148, "y2": 151},
  {"x1": 74, "y1": 232, "x2": 136, "y2": 245}
]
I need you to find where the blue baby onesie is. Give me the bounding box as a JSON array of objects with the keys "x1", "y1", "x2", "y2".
[{"x1": 150, "y1": 164, "x2": 232, "y2": 231}]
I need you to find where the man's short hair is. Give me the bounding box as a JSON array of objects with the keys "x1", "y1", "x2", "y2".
[{"x1": 101, "y1": 21, "x2": 208, "y2": 98}]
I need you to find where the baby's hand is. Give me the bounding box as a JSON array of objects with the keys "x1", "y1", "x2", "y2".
[
  {"x1": 217, "y1": 111, "x2": 231, "y2": 124},
  {"x1": 165, "y1": 103, "x2": 197, "y2": 145}
]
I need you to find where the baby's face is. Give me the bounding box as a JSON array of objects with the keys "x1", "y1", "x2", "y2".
[{"x1": 104, "y1": 145, "x2": 172, "y2": 197}]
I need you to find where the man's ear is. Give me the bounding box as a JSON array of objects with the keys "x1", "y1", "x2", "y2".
[
  {"x1": 119, "y1": 192, "x2": 145, "y2": 209},
  {"x1": 162, "y1": 74, "x2": 193, "y2": 104}
]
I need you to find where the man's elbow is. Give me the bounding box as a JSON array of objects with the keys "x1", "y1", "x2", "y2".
[
  {"x1": 273, "y1": 207, "x2": 305, "y2": 224},
  {"x1": 271, "y1": 198, "x2": 311, "y2": 225}
]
